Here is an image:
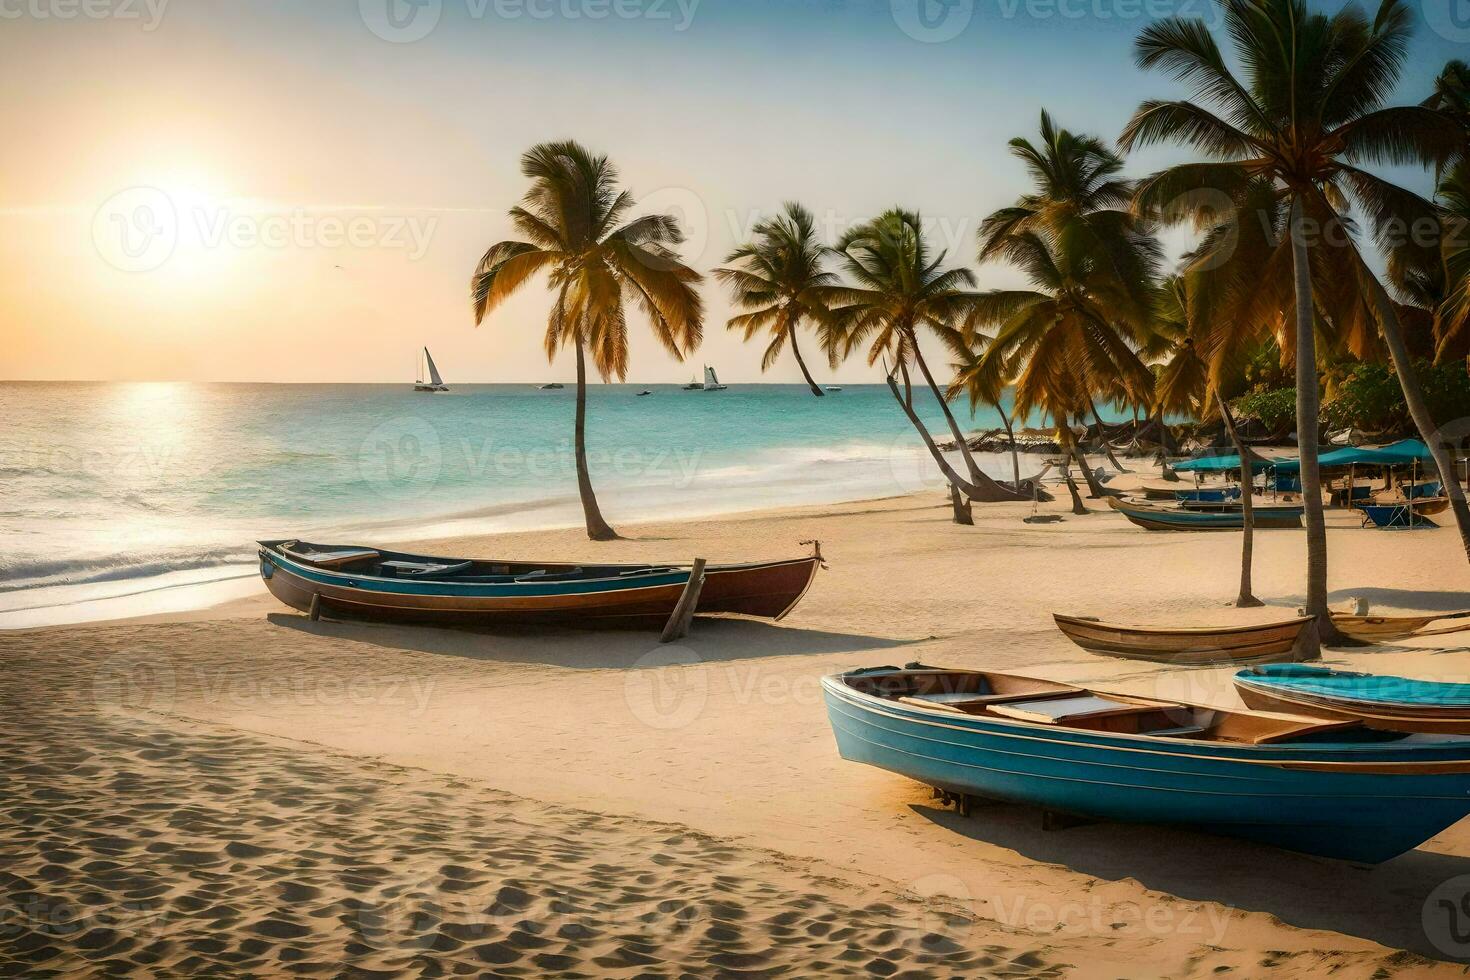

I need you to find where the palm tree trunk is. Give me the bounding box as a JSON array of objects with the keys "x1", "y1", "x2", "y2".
[
  {"x1": 1364, "y1": 276, "x2": 1470, "y2": 562},
  {"x1": 1089, "y1": 399, "x2": 1130, "y2": 473},
  {"x1": 1289, "y1": 196, "x2": 1340, "y2": 647},
  {"x1": 787, "y1": 328, "x2": 824, "y2": 397},
  {"x1": 1059, "y1": 424, "x2": 1107, "y2": 498},
  {"x1": 998, "y1": 405, "x2": 1021, "y2": 486},
  {"x1": 1216, "y1": 391, "x2": 1263, "y2": 608},
  {"x1": 884, "y1": 371, "x2": 994, "y2": 503},
  {"x1": 909, "y1": 340, "x2": 983, "y2": 481},
  {"x1": 574, "y1": 341, "x2": 617, "y2": 541}
]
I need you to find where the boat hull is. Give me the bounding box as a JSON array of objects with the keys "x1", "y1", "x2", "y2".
[
  {"x1": 1236, "y1": 684, "x2": 1470, "y2": 735},
  {"x1": 1108, "y1": 497, "x2": 1303, "y2": 530},
  {"x1": 258, "y1": 548, "x2": 820, "y2": 628},
  {"x1": 823, "y1": 676, "x2": 1470, "y2": 862},
  {"x1": 1053, "y1": 614, "x2": 1314, "y2": 664}
]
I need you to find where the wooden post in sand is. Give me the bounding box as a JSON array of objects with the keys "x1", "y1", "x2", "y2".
[
  {"x1": 660, "y1": 558, "x2": 707, "y2": 644},
  {"x1": 309, "y1": 592, "x2": 322, "y2": 622}
]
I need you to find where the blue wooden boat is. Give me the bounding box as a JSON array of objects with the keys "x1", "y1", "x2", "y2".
[
  {"x1": 257, "y1": 539, "x2": 821, "y2": 628},
  {"x1": 1237, "y1": 665, "x2": 1470, "y2": 734},
  {"x1": 823, "y1": 665, "x2": 1470, "y2": 862},
  {"x1": 1106, "y1": 496, "x2": 1303, "y2": 530}
]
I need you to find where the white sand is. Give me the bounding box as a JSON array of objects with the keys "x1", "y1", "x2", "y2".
[{"x1": 6, "y1": 470, "x2": 1470, "y2": 977}]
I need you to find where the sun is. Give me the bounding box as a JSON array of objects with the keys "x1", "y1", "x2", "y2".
[{"x1": 91, "y1": 173, "x2": 240, "y2": 289}]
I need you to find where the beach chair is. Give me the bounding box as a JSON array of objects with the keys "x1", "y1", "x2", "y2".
[{"x1": 1359, "y1": 503, "x2": 1437, "y2": 529}]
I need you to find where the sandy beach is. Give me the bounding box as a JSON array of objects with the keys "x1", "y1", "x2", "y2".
[{"x1": 7, "y1": 470, "x2": 1470, "y2": 977}]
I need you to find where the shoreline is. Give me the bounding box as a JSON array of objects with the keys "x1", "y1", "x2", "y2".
[
  {"x1": 11, "y1": 472, "x2": 1470, "y2": 975},
  {"x1": 0, "y1": 440, "x2": 1047, "y2": 629}
]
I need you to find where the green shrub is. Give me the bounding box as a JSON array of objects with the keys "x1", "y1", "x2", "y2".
[
  {"x1": 1322, "y1": 360, "x2": 1470, "y2": 433},
  {"x1": 1230, "y1": 387, "x2": 1297, "y2": 432}
]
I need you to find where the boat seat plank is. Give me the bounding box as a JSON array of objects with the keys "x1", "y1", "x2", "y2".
[
  {"x1": 283, "y1": 547, "x2": 380, "y2": 568},
  {"x1": 897, "y1": 696, "x2": 968, "y2": 713},
  {"x1": 381, "y1": 560, "x2": 475, "y2": 577},
  {"x1": 988, "y1": 694, "x2": 1163, "y2": 725}
]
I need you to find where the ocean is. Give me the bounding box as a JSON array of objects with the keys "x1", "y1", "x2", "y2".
[{"x1": 0, "y1": 381, "x2": 1047, "y2": 626}]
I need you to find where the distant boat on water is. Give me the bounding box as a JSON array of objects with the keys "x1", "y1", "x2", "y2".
[
  {"x1": 700, "y1": 366, "x2": 727, "y2": 391},
  {"x1": 637, "y1": 389, "x2": 652, "y2": 397},
  {"x1": 825, "y1": 386, "x2": 843, "y2": 392},
  {"x1": 681, "y1": 375, "x2": 703, "y2": 390},
  {"x1": 414, "y1": 347, "x2": 449, "y2": 392},
  {"x1": 538, "y1": 383, "x2": 564, "y2": 390}
]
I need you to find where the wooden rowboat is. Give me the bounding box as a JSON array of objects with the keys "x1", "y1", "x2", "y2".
[
  {"x1": 1365, "y1": 495, "x2": 1451, "y2": 516},
  {"x1": 257, "y1": 539, "x2": 821, "y2": 628},
  {"x1": 1106, "y1": 496, "x2": 1304, "y2": 531},
  {"x1": 1236, "y1": 665, "x2": 1470, "y2": 734},
  {"x1": 1053, "y1": 613, "x2": 1316, "y2": 664},
  {"x1": 1330, "y1": 610, "x2": 1470, "y2": 642},
  {"x1": 824, "y1": 665, "x2": 1470, "y2": 862}
]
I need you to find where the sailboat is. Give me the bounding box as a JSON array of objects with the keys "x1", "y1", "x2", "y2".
[
  {"x1": 414, "y1": 347, "x2": 449, "y2": 392},
  {"x1": 700, "y1": 365, "x2": 728, "y2": 391},
  {"x1": 681, "y1": 374, "x2": 703, "y2": 391}
]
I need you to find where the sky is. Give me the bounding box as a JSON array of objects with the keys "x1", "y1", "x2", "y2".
[{"x1": 2, "y1": 0, "x2": 1467, "y2": 383}]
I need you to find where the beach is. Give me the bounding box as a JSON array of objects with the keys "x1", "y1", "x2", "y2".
[{"x1": 8, "y1": 472, "x2": 1470, "y2": 978}]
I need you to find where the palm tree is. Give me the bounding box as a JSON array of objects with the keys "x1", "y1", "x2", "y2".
[
  {"x1": 977, "y1": 112, "x2": 1165, "y2": 483},
  {"x1": 1120, "y1": 0, "x2": 1465, "y2": 637},
  {"x1": 1155, "y1": 274, "x2": 1264, "y2": 607},
  {"x1": 823, "y1": 208, "x2": 1029, "y2": 503},
  {"x1": 471, "y1": 141, "x2": 704, "y2": 540},
  {"x1": 713, "y1": 202, "x2": 835, "y2": 397},
  {"x1": 961, "y1": 225, "x2": 1156, "y2": 499}
]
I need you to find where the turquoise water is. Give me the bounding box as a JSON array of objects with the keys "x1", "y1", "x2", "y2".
[{"x1": 0, "y1": 381, "x2": 1050, "y2": 603}]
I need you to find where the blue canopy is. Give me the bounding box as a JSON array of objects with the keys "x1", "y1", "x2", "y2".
[
  {"x1": 1272, "y1": 440, "x2": 1437, "y2": 473},
  {"x1": 1172, "y1": 454, "x2": 1274, "y2": 474}
]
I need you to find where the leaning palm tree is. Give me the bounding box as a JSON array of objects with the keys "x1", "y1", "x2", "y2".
[
  {"x1": 823, "y1": 208, "x2": 1029, "y2": 502},
  {"x1": 963, "y1": 225, "x2": 1157, "y2": 500},
  {"x1": 713, "y1": 202, "x2": 835, "y2": 397},
  {"x1": 1155, "y1": 273, "x2": 1265, "y2": 607},
  {"x1": 471, "y1": 141, "x2": 704, "y2": 540},
  {"x1": 1120, "y1": 0, "x2": 1466, "y2": 637},
  {"x1": 980, "y1": 112, "x2": 1166, "y2": 477}
]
